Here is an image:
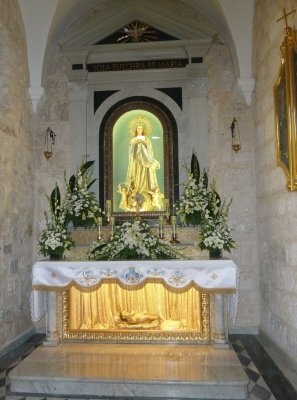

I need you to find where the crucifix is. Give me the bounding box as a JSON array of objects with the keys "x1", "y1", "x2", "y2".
[{"x1": 277, "y1": 7, "x2": 296, "y2": 33}]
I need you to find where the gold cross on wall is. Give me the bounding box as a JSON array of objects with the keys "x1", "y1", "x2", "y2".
[{"x1": 277, "y1": 7, "x2": 296, "y2": 29}]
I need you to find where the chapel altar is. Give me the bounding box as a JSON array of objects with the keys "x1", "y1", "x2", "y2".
[{"x1": 31, "y1": 256, "x2": 238, "y2": 348}]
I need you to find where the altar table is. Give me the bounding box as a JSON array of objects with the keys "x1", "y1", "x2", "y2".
[{"x1": 31, "y1": 259, "x2": 238, "y2": 347}]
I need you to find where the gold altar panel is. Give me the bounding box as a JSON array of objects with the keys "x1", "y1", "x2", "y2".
[{"x1": 62, "y1": 281, "x2": 210, "y2": 343}]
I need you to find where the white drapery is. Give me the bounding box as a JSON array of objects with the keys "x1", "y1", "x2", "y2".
[{"x1": 31, "y1": 259, "x2": 238, "y2": 322}]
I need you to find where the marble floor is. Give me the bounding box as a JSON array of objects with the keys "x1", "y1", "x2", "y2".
[{"x1": 0, "y1": 334, "x2": 296, "y2": 400}]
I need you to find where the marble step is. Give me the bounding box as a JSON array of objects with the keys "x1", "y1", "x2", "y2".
[{"x1": 9, "y1": 343, "x2": 248, "y2": 399}]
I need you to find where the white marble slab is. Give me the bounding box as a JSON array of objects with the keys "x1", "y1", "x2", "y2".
[{"x1": 9, "y1": 343, "x2": 248, "y2": 399}]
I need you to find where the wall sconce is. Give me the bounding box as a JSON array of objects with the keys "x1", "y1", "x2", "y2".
[
  {"x1": 44, "y1": 127, "x2": 56, "y2": 160},
  {"x1": 230, "y1": 117, "x2": 241, "y2": 153}
]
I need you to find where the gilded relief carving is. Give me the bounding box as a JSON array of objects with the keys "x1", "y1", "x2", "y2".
[{"x1": 61, "y1": 282, "x2": 210, "y2": 343}]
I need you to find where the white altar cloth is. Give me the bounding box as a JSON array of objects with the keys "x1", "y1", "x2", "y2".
[{"x1": 31, "y1": 259, "x2": 238, "y2": 322}]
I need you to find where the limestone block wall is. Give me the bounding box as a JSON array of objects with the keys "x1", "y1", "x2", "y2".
[
  {"x1": 32, "y1": 52, "x2": 70, "y2": 261},
  {"x1": 253, "y1": 0, "x2": 297, "y2": 358},
  {"x1": 206, "y1": 42, "x2": 260, "y2": 330},
  {"x1": 0, "y1": 1, "x2": 34, "y2": 348}
]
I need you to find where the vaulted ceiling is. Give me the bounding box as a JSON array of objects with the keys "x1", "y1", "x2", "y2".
[{"x1": 18, "y1": 0, "x2": 255, "y2": 109}]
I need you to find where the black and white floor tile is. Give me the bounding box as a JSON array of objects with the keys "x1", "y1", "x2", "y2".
[
  {"x1": 229, "y1": 335, "x2": 297, "y2": 400},
  {"x1": 0, "y1": 334, "x2": 296, "y2": 400}
]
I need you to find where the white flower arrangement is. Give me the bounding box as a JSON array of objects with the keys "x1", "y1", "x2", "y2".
[
  {"x1": 176, "y1": 152, "x2": 236, "y2": 255},
  {"x1": 199, "y1": 186, "x2": 236, "y2": 254},
  {"x1": 176, "y1": 169, "x2": 208, "y2": 225},
  {"x1": 38, "y1": 186, "x2": 73, "y2": 258},
  {"x1": 38, "y1": 159, "x2": 102, "y2": 258},
  {"x1": 87, "y1": 221, "x2": 178, "y2": 260},
  {"x1": 65, "y1": 160, "x2": 102, "y2": 228}
]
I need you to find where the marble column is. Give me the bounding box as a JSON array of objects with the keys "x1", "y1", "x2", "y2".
[
  {"x1": 43, "y1": 291, "x2": 59, "y2": 347},
  {"x1": 213, "y1": 293, "x2": 229, "y2": 349}
]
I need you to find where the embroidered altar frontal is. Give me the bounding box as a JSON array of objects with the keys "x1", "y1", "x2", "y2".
[{"x1": 31, "y1": 260, "x2": 238, "y2": 343}]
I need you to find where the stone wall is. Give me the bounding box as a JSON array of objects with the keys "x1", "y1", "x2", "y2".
[
  {"x1": 32, "y1": 52, "x2": 70, "y2": 261},
  {"x1": 253, "y1": 0, "x2": 297, "y2": 358},
  {"x1": 206, "y1": 42, "x2": 260, "y2": 330},
  {"x1": 0, "y1": 0, "x2": 34, "y2": 347}
]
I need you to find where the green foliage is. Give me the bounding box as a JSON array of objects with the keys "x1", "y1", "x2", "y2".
[
  {"x1": 202, "y1": 170, "x2": 208, "y2": 189},
  {"x1": 191, "y1": 152, "x2": 200, "y2": 182},
  {"x1": 50, "y1": 185, "x2": 61, "y2": 218}
]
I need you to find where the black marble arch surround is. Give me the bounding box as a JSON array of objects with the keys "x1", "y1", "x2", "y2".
[{"x1": 98, "y1": 96, "x2": 179, "y2": 214}]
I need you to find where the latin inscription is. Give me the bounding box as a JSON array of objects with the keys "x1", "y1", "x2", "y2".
[{"x1": 87, "y1": 59, "x2": 191, "y2": 72}]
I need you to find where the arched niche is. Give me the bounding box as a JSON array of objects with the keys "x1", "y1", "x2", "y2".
[{"x1": 99, "y1": 97, "x2": 179, "y2": 218}]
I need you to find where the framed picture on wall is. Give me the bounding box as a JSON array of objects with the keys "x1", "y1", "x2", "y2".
[{"x1": 274, "y1": 27, "x2": 297, "y2": 191}]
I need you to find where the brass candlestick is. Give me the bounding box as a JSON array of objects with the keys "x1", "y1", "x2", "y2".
[{"x1": 170, "y1": 215, "x2": 180, "y2": 244}]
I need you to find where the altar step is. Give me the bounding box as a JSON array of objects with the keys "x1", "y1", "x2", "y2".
[{"x1": 9, "y1": 343, "x2": 248, "y2": 399}]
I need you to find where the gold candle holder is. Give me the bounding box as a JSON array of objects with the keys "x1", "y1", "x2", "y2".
[{"x1": 170, "y1": 215, "x2": 180, "y2": 244}]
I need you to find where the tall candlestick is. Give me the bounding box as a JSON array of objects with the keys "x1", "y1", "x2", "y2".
[
  {"x1": 164, "y1": 198, "x2": 170, "y2": 221},
  {"x1": 170, "y1": 215, "x2": 179, "y2": 243},
  {"x1": 110, "y1": 216, "x2": 115, "y2": 239},
  {"x1": 171, "y1": 215, "x2": 176, "y2": 236},
  {"x1": 159, "y1": 215, "x2": 164, "y2": 239},
  {"x1": 97, "y1": 216, "x2": 102, "y2": 241},
  {"x1": 106, "y1": 200, "x2": 111, "y2": 222}
]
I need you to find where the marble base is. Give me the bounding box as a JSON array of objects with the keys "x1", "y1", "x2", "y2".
[{"x1": 9, "y1": 343, "x2": 248, "y2": 399}]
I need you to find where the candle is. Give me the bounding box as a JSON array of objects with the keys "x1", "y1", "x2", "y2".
[
  {"x1": 106, "y1": 200, "x2": 111, "y2": 213},
  {"x1": 97, "y1": 216, "x2": 102, "y2": 240},
  {"x1": 110, "y1": 216, "x2": 115, "y2": 238},
  {"x1": 106, "y1": 200, "x2": 111, "y2": 221},
  {"x1": 164, "y1": 198, "x2": 170, "y2": 219},
  {"x1": 159, "y1": 216, "x2": 164, "y2": 239}
]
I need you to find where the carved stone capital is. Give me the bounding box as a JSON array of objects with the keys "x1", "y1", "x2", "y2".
[
  {"x1": 187, "y1": 76, "x2": 208, "y2": 97},
  {"x1": 237, "y1": 77, "x2": 255, "y2": 106},
  {"x1": 68, "y1": 82, "x2": 88, "y2": 102},
  {"x1": 29, "y1": 86, "x2": 44, "y2": 113}
]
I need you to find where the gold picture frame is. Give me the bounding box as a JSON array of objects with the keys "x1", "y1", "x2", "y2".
[
  {"x1": 100, "y1": 99, "x2": 178, "y2": 217},
  {"x1": 274, "y1": 27, "x2": 297, "y2": 191}
]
